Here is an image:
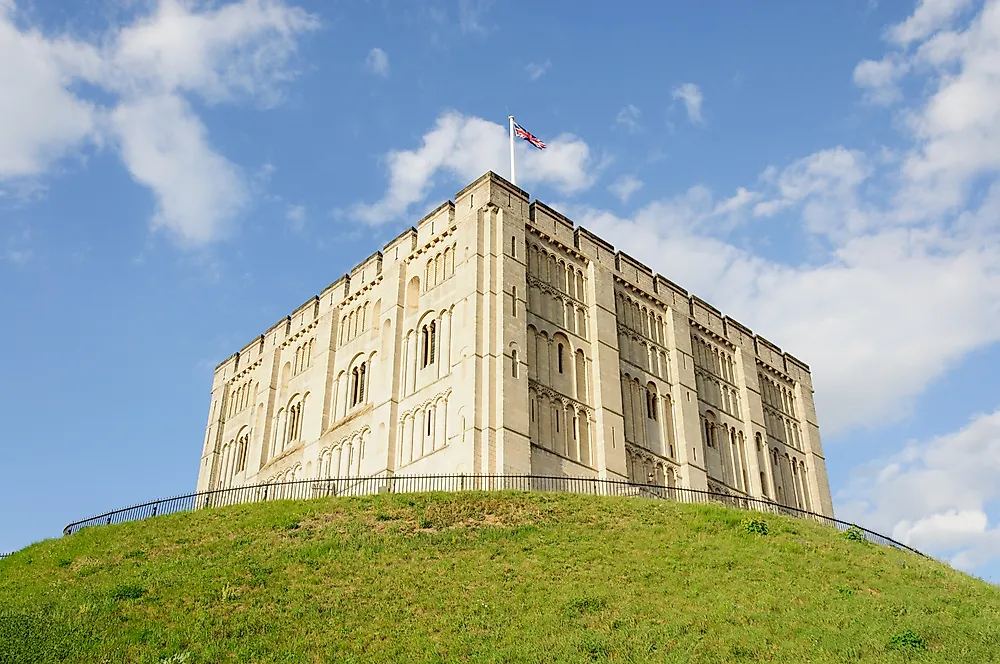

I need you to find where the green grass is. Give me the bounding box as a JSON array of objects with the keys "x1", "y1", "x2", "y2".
[{"x1": 2, "y1": 492, "x2": 999, "y2": 663}]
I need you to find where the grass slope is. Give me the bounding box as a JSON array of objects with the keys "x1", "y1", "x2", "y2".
[{"x1": 2, "y1": 492, "x2": 999, "y2": 663}]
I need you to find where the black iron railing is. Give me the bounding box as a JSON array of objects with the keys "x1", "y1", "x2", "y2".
[{"x1": 61, "y1": 473, "x2": 925, "y2": 558}]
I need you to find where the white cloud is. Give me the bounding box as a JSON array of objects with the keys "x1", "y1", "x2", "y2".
[
  {"x1": 853, "y1": 56, "x2": 910, "y2": 104},
  {"x1": 561, "y1": 126, "x2": 1000, "y2": 434},
  {"x1": 525, "y1": 59, "x2": 550, "y2": 81},
  {"x1": 752, "y1": 147, "x2": 872, "y2": 239},
  {"x1": 893, "y1": 0, "x2": 1000, "y2": 223},
  {"x1": 108, "y1": 0, "x2": 318, "y2": 106},
  {"x1": 840, "y1": 408, "x2": 1000, "y2": 573},
  {"x1": 609, "y1": 175, "x2": 643, "y2": 204},
  {"x1": 351, "y1": 112, "x2": 597, "y2": 224},
  {"x1": 0, "y1": 2, "x2": 101, "y2": 178},
  {"x1": 614, "y1": 104, "x2": 642, "y2": 134},
  {"x1": 0, "y1": 0, "x2": 318, "y2": 245},
  {"x1": 365, "y1": 47, "x2": 389, "y2": 77},
  {"x1": 286, "y1": 203, "x2": 306, "y2": 229},
  {"x1": 886, "y1": 0, "x2": 974, "y2": 46},
  {"x1": 113, "y1": 94, "x2": 246, "y2": 246},
  {"x1": 713, "y1": 187, "x2": 757, "y2": 215},
  {"x1": 672, "y1": 83, "x2": 704, "y2": 124}
]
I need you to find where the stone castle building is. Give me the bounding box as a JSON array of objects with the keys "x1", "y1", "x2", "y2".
[{"x1": 196, "y1": 172, "x2": 834, "y2": 517}]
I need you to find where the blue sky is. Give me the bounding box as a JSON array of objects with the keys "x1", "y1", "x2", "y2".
[{"x1": 3, "y1": 0, "x2": 1000, "y2": 583}]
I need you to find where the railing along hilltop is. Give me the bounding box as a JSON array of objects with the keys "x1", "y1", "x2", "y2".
[{"x1": 58, "y1": 473, "x2": 925, "y2": 558}]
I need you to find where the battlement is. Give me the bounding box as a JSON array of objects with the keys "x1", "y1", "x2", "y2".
[{"x1": 214, "y1": 171, "x2": 813, "y2": 383}]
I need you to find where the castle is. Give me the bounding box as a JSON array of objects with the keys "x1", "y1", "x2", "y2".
[{"x1": 197, "y1": 172, "x2": 834, "y2": 516}]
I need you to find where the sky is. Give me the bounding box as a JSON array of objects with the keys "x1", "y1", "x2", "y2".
[{"x1": 1, "y1": 0, "x2": 999, "y2": 582}]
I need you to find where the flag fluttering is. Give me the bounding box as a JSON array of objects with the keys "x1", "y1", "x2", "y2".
[
  {"x1": 513, "y1": 121, "x2": 547, "y2": 150},
  {"x1": 508, "y1": 116, "x2": 546, "y2": 186}
]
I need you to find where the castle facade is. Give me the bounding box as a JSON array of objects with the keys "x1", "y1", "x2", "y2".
[{"x1": 197, "y1": 172, "x2": 834, "y2": 516}]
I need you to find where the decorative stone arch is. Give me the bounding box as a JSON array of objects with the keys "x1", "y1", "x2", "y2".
[
  {"x1": 509, "y1": 341, "x2": 521, "y2": 379},
  {"x1": 371, "y1": 299, "x2": 382, "y2": 336},
  {"x1": 537, "y1": 392, "x2": 551, "y2": 450},
  {"x1": 406, "y1": 276, "x2": 421, "y2": 311},
  {"x1": 703, "y1": 409, "x2": 718, "y2": 448},
  {"x1": 279, "y1": 361, "x2": 292, "y2": 391},
  {"x1": 575, "y1": 349, "x2": 587, "y2": 401},
  {"x1": 526, "y1": 325, "x2": 538, "y2": 379},
  {"x1": 552, "y1": 331, "x2": 571, "y2": 374},
  {"x1": 345, "y1": 352, "x2": 368, "y2": 409}
]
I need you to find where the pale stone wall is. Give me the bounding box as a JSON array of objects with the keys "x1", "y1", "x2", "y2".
[{"x1": 196, "y1": 172, "x2": 835, "y2": 517}]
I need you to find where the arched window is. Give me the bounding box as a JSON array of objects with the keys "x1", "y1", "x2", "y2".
[
  {"x1": 511, "y1": 349, "x2": 519, "y2": 378},
  {"x1": 350, "y1": 366, "x2": 365, "y2": 407},
  {"x1": 512, "y1": 286, "x2": 517, "y2": 317},
  {"x1": 420, "y1": 321, "x2": 437, "y2": 368},
  {"x1": 557, "y1": 343, "x2": 564, "y2": 374},
  {"x1": 350, "y1": 367, "x2": 359, "y2": 406},
  {"x1": 429, "y1": 321, "x2": 436, "y2": 365},
  {"x1": 511, "y1": 235, "x2": 517, "y2": 258},
  {"x1": 421, "y1": 326, "x2": 429, "y2": 367}
]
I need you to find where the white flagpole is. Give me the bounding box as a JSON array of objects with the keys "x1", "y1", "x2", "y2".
[{"x1": 508, "y1": 115, "x2": 516, "y2": 186}]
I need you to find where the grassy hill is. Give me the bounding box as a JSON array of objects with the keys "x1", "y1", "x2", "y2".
[{"x1": 2, "y1": 492, "x2": 999, "y2": 663}]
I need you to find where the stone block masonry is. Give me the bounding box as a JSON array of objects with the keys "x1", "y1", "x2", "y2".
[{"x1": 197, "y1": 172, "x2": 834, "y2": 517}]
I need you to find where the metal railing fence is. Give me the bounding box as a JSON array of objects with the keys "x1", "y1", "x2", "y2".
[{"x1": 60, "y1": 473, "x2": 925, "y2": 557}]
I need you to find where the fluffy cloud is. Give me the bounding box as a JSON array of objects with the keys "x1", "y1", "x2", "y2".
[
  {"x1": 609, "y1": 175, "x2": 643, "y2": 203},
  {"x1": 112, "y1": 94, "x2": 246, "y2": 245},
  {"x1": 351, "y1": 112, "x2": 597, "y2": 225},
  {"x1": 886, "y1": 0, "x2": 974, "y2": 45},
  {"x1": 108, "y1": 0, "x2": 317, "y2": 105},
  {"x1": 0, "y1": 3, "x2": 101, "y2": 177},
  {"x1": 672, "y1": 83, "x2": 704, "y2": 124},
  {"x1": 365, "y1": 47, "x2": 389, "y2": 77},
  {"x1": 852, "y1": 0, "x2": 1000, "y2": 224},
  {"x1": 0, "y1": 0, "x2": 318, "y2": 244},
  {"x1": 853, "y1": 56, "x2": 910, "y2": 105},
  {"x1": 752, "y1": 147, "x2": 872, "y2": 239},
  {"x1": 839, "y1": 408, "x2": 1000, "y2": 573}
]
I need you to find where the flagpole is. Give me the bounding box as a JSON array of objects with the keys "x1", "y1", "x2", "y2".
[{"x1": 508, "y1": 115, "x2": 516, "y2": 186}]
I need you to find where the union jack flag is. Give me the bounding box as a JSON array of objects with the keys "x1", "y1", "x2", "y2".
[{"x1": 513, "y1": 121, "x2": 546, "y2": 150}]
